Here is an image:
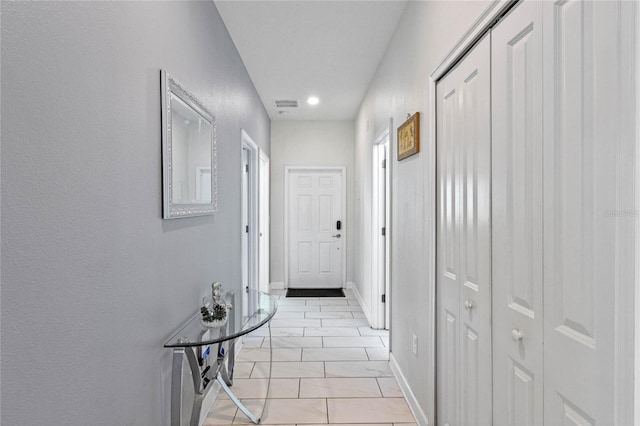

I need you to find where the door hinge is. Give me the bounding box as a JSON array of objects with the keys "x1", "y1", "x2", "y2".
[
  {"x1": 382, "y1": 159, "x2": 386, "y2": 169},
  {"x1": 381, "y1": 227, "x2": 386, "y2": 236},
  {"x1": 245, "y1": 164, "x2": 249, "y2": 173},
  {"x1": 245, "y1": 225, "x2": 249, "y2": 233},
  {"x1": 381, "y1": 294, "x2": 386, "y2": 303}
]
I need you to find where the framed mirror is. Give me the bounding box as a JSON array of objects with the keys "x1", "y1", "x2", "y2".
[{"x1": 161, "y1": 70, "x2": 217, "y2": 218}]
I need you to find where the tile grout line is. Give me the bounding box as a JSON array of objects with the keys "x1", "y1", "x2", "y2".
[
  {"x1": 375, "y1": 376, "x2": 385, "y2": 398},
  {"x1": 325, "y1": 397, "x2": 330, "y2": 424}
]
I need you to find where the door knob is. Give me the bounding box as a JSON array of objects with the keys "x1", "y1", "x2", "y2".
[
  {"x1": 332, "y1": 234, "x2": 341, "y2": 238},
  {"x1": 464, "y1": 300, "x2": 474, "y2": 310},
  {"x1": 511, "y1": 329, "x2": 523, "y2": 342}
]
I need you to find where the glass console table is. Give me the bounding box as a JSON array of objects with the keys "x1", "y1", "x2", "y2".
[{"x1": 164, "y1": 290, "x2": 278, "y2": 425}]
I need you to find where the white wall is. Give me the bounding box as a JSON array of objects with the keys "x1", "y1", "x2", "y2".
[
  {"x1": 270, "y1": 121, "x2": 354, "y2": 287},
  {"x1": 354, "y1": 1, "x2": 491, "y2": 423},
  {"x1": 1, "y1": 2, "x2": 269, "y2": 424}
]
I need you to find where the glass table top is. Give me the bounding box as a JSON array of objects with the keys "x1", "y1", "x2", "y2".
[{"x1": 164, "y1": 290, "x2": 278, "y2": 348}]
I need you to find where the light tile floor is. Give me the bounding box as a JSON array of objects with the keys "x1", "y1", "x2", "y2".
[{"x1": 204, "y1": 289, "x2": 417, "y2": 426}]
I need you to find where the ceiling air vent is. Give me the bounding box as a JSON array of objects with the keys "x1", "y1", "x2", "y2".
[{"x1": 274, "y1": 100, "x2": 298, "y2": 108}]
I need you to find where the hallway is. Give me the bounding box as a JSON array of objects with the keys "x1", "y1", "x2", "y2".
[{"x1": 204, "y1": 289, "x2": 416, "y2": 425}]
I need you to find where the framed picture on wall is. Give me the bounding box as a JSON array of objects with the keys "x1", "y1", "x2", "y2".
[{"x1": 397, "y1": 112, "x2": 420, "y2": 161}]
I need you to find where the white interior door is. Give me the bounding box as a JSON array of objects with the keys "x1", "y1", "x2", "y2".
[
  {"x1": 287, "y1": 168, "x2": 344, "y2": 289},
  {"x1": 436, "y1": 34, "x2": 492, "y2": 426},
  {"x1": 436, "y1": 36, "x2": 492, "y2": 425},
  {"x1": 491, "y1": 2, "x2": 544, "y2": 424}
]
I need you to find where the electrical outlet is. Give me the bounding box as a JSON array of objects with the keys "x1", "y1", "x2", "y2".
[{"x1": 412, "y1": 334, "x2": 418, "y2": 356}]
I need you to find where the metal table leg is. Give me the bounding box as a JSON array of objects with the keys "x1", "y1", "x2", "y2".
[{"x1": 217, "y1": 320, "x2": 273, "y2": 424}]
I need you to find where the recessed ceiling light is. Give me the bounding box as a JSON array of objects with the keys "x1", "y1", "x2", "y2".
[{"x1": 307, "y1": 96, "x2": 319, "y2": 106}]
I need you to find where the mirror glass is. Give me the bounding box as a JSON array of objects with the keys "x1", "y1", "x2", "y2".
[{"x1": 162, "y1": 71, "x2": 217, "y2": 218}]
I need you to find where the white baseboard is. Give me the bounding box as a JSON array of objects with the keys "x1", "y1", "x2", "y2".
[
  {"x1": 351, "y1": 282, "x2": 364, "y2": 306},
  {"x1": 350, "y1": 284, "x2": 374, "y2": 327},
  {"x1": 389, "y1": 353, "x2": 429, "y2": 426},
  {"x1": 269, "y1": 282, "x2": 285, "y2": 290}
]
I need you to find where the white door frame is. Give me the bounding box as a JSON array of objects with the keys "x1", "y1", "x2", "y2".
[
  {"x1": 371, "y1": 120, "x2": 392, "y2": 330},
  {"x1": 241, "y1": 130, "x2": 259, "y2": 314},
  {"x1": 633, "y1": 3, "x2": 640, "y2": 424},
  {"x1": 632, "y1": 1, "x2": 640, "y2": 422},
  {"x1": 284, "y1": 166, "x2": 347, "y2": 289},
  {"x1": 258, "y1": 149, "x2": 270, "y2": 294}
]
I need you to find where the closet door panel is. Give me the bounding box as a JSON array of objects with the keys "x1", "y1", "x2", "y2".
[
  {"x1": 437, "y1": 34, "x2": 492, "y2": 426},
  {"x1": 543, "y1": 0, "x2": 634, "y2": 423},
  {"x1": 491, "y1": 2, "x2": 544, "y2": 425},
  {"x1": 458, "y1": 36, "x2": 492, "y2": 426},
  {"x1": 543, "y1": 1, "x2": 601, "y2": 416},
  {"x1": 437, "y1": 68, "x2": 461, "y2": 426}
]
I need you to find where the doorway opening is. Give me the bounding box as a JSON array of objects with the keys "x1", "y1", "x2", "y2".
[
  {"x1": 241, "y1": 130, "x2": 259, "y2": 317},
  {"x1": 372, "y1": 121, "x2": 392, "y2": 330}
]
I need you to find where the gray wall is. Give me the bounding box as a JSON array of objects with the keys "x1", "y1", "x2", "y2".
[
  {"x1": 353, "y1": 1, "x2": 490, "y2": 423},
  {"x1": 270, "y1": 121, "x2": 355, "y2": 287},
  {"x1": 1, "y1": 2, "x2": 269, "y2": 424}
]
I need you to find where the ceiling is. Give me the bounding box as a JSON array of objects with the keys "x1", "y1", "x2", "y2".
[{"x1": 215, "y1": 1, "x2": 408, "y2": 121}]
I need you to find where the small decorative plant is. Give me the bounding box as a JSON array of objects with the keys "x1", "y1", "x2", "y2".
[
  {"x1": 200, "y1": 306, "x2": 216, "y2": 323},
  {"x1": 200, "y1": 282, "x2": 228, "y2": 327},
  {"x1": 211, "y1": 303, "x2": 227, "y2": 320}
]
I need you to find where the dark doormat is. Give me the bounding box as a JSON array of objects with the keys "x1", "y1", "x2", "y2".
[{"x1": 286, "y1": 288, "x2": 345, "y2": 298}]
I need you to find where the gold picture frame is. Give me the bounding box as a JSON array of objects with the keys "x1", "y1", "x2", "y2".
[{"x1": 397, "y1": 112, "x2": 420, "y2": 161}]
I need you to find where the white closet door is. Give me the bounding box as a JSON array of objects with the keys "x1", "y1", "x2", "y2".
[
  {"x1": 542, "y1": 0, "x2": 635, "y2": 424},
  {"x1": 436, "y1": 34, "x2": 492, "y2": 426},
  {"x1": 491, "y1": 2, "x2": 544, "y2": 425}
]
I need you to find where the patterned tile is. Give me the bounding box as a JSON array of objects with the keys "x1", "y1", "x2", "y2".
[
  {"x1": 302, "y1": 347, "x2": 368, "y2": 361},
  {"x1": 325, "y1": 361, "x2": 393, "y2": 378},
  {"x1": 303, "y1": 327, "x2": 360, "y2": 337},
  {"x1": 233, "y1": 398, "x2": 328, "y2": 425},
  {"x1": 327, "y1": 398, "x2": 414, "y2": 424},
  {"x1": 299, "y1": 378, "x2": 382, "y2": 398},
  {"x1": 377, "y1": 377, "x2": 403, "y2": 397},
  {"x1": 323, "y1": 337, "x2": 384, "y2": 348},
  {"x1": 251, "y1": 361, "x2": 325, "y2": 378}
]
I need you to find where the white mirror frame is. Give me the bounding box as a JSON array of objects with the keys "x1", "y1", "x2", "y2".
[{"x1": 161, "y1": 70, "x2": 217, "y2": 218}]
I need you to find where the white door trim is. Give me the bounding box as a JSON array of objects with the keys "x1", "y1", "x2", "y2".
[
  {"x1": 371, "y1": 120, "x2": 392, "y2": 330},
  {"x1": 636, "y1": 1, "x2": 640, "y2": 421},
  {"x1": 632, "y1": 1, "x2": 640, "y2": 423},
  {"x1": 284, "y1": 166, "x2": 347, "y2": 289},
  {"x1": 241, "y1": 130, "x2": 259, "y2": 308}
]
